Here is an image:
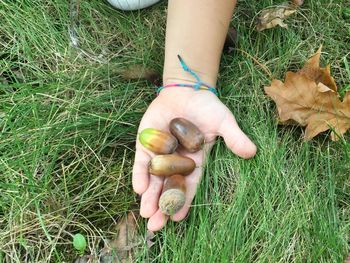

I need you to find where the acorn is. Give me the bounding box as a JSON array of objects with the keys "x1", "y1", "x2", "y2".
[
  {"x1": 139, "y1": 128, "x2": 178, "y2": 154},
  {"x1": 291, "y1": 0, "x2": 304, "y2": 6},
  {"x1": 159, "y1": 175, "x2": 186, "y2": 216},
  {"x1": 169, "y1": 118, "x2": 204, "y2": 153},
  {"x1": 149, "y1": 154, "x2": 196, "y2": 177}
]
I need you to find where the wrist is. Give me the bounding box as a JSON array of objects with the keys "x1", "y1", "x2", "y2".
[
  {"x1": 163, "y1": 53, "x2": 219, "y2": 87},
  {"x1": 163, "y1": 72, "x2": 217, "y2": 88},
  {"x1": 158, "y1": 79, "x2": 219, "y2": 98},
  {"x1": 159, "y1": 77, "x2": 218, "y2": 96},
  {"x1": 162, "y1": 77, "x2": 198, "y2": 87},
  {"x1": 157, "y1": 85, "x2": 217, "y2": 99},
  {"x1": 161, "y1": 55, "x2": 219, "y2": 96}
]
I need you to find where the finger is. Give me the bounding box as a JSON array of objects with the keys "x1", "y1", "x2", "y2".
[
  {"x1": 140, "y1": 175, "x2": 164, "y2": 218},
  {"x1": 170, "y1": 143, "x2": 213, "y2": 222},
  {"x1": 170, "y1": 166, "x2": 202, "y2": 222},
  {"x1": 147, "y1": 209, "x2": 169, "y2": 232},
  {"x1": 132, "y1": 149, "x2": 152, "y2": 194},
  {"x1": 132, "y1": 114, "x2": 164, "y2": 194},
  {"x1": 218, "y1": 112, "x2": 257, "y2": 159}
]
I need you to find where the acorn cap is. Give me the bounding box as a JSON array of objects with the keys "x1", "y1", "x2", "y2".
[{"x1": 159, "y1": 189, "x2": 186, "y2": 216}]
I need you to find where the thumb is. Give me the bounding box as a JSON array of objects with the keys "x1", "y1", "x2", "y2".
[{"x1": 218, "y1": 112, "x2": 257, "y2": 159}]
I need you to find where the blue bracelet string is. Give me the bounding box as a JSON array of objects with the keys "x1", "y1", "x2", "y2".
[{"x1": 157, "y1": 55, "x2": 218, "y2": 96}]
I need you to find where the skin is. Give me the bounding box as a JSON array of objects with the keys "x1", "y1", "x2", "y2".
[{"x1": 133, "y1": 0, "x2": 257, "y2": 231}]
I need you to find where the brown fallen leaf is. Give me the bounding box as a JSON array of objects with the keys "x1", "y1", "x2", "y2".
[
  {"x1": 223, "y1": 27, "x2": 238, "y2": 53},
  {"x1": 74, "y1": 255, "x2": 96, "y2": 263},
  {"x1": 99, "y1": 210, "x2": 155, "y2": 263},
  {"x1": 256, "y1": 4, "x2": 297, "y2": 31},
  {"x1": 120, "y1": 65, "x2": 162, "y2": 86},
  {"x1": 99, "y1": 211, "x2": 140, "y2": 263},
  {"x1": 345, "y1": 253, "x2": 350, "y2": 263},
  {"x1": 146, "y1": 230, "x2": 155, "y2": 248},
  {"x1": 299, "y1": 46, "x2": 338, "y2": 91},
  {"x1": 265, "y1": 48, "x2": 350, "y2": 140}
]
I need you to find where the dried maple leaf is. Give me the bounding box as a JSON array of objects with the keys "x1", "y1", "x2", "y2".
[
  {"x1": 265, "y1": 48, "x2": 350, "y2": 140},
  {"x1": 299, "y1": 46, "x2": 338, "y2": 91},
  {"x1": 256, "y1": 4, "x2": 297, "y2": 31}
]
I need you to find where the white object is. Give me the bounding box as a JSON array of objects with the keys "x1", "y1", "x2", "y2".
[{"x1": 107, "y1": 0, "x2": 161, "y2": 11}]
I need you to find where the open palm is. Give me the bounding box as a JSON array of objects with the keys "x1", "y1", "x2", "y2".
[{"x1": 132, "y1": 87, "x2": 256, "y2": 231}]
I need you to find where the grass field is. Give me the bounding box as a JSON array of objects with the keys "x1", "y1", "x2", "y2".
[{"x1": 1, "y1": 0, "x2": 350, "y2": 262}]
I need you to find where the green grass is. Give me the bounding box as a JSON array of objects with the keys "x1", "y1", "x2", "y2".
[{"x1": 0, "y1": 0, "x2": 350, "y2": 262}]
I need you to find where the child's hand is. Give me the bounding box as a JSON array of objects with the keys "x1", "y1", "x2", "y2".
[{"x1": 133, "y1": 87, "x2": 256, "y2": 231}]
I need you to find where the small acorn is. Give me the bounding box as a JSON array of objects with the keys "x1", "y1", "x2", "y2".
[
  {"x1": 159, "y1": 175, "x2": 186, "y2": 216},
  {"x1": 291, "y1": 0, "x2": 304, "y2": 6},
  {"x1": 149, "y1": 154, "x2": 196, "y2": 177},
  {"x1": 139, "y1": 128, "x2": 178, "y2": 154},
  {"x1": 169, "y1": 118, "x2": 205, "y2": 153}
]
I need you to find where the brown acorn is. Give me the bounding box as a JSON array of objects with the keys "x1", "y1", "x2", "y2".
[
  {"x1": 169, "y1": 118, "x2": 204, "y2": 153},
  {"x1": 291, "y1": 0, "x2": 304, "y2": 6},
  {"x1": 159, "y1": 175, "x2": 186, "y2": 216},
  {"x1": 139, "y1": 128, "x2": 178, "y2": 154},
  {"x1": 149, "y1": 154, "x2": 195, "y2": 177}
]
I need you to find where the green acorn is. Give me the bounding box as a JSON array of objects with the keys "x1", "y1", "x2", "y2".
[
  {"x1": 139, "y1": 128, "x2": 178, "y2": 154},
  {"x1": 73, "y1": 233, "x2": 87, "y2": 253}
]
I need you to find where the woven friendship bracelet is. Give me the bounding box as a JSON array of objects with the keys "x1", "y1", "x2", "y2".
[{"x1": 157, "y1": 55, "x2": 218, "y2": 96}]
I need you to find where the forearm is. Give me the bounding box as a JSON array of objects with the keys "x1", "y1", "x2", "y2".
[{"x1": 163, "y1": 0, "x2": 237, "y2": 87}]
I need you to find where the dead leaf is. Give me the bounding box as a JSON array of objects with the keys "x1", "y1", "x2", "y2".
[
  {"x1": 345, "y1": 253, "x2": 350, "y2": 263},
  {"x1": 120, "y1": 65, "x2": 162, "y2": 86},
  {"x1": 74, "y1": 255, "x2": 96, "y2": 263},
  {"x1": 317, "y1": 82, "x2": 333, "y2": 93},
  {"x1": 265, "y1": 65, "x2": 350, "y2": 140},
  {"x1": 256, "y1": 4, "x2": 297, "y2": 31},
  {"x1": 75, "y1": 209, "x2": 155, "y2": 262},
  {"x1": 298, "y1": 46, "x2": 338, "y2": 91},
  {"x1": 146, "y1": 230, "x2": 155, "y2": 248},
  {"x1": 224, "y1": 27, "x2": 238, "y2": 53},
  {"x1": 99, "y1": 211, "x2": 143, "y2": 263}
]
